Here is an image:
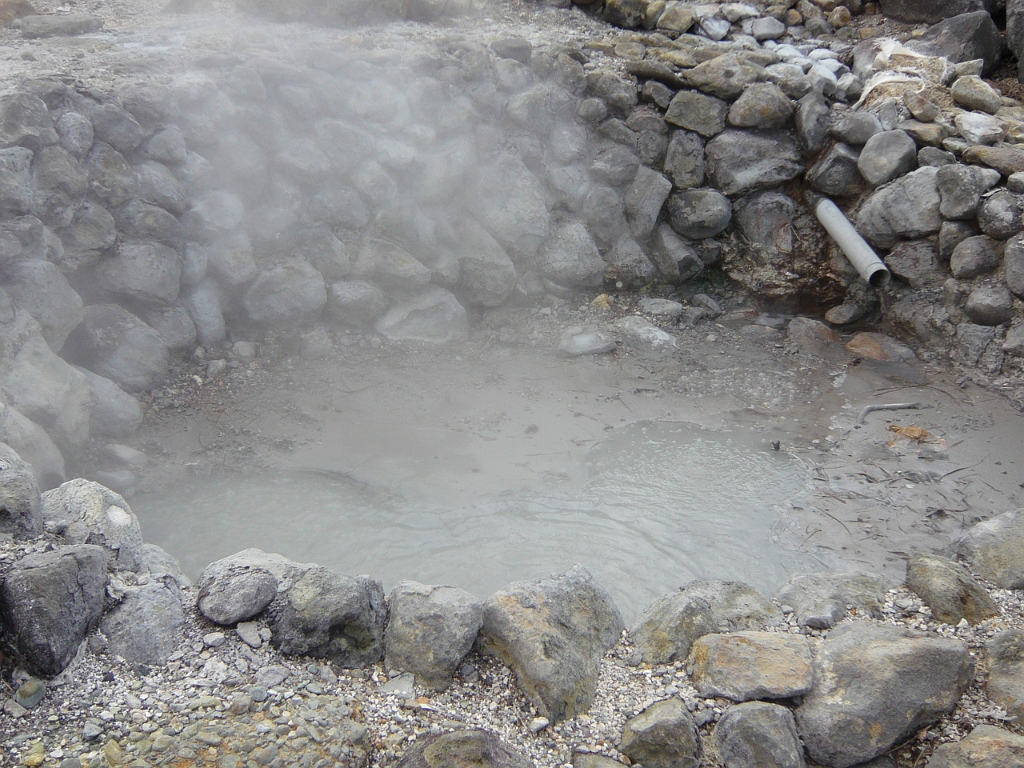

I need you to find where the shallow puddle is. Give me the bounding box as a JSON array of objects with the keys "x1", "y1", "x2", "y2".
[{"x1": 134, "y1": 421, "x2": 819, "y2": 620}]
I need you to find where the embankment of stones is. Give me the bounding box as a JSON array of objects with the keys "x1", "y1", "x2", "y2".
[
  {"x1": 5, "y1": 451, "x2": 1024, "y2": 766},
  {"x1": 1, "y1": 1, "x2": 1023, "y2": 489}
]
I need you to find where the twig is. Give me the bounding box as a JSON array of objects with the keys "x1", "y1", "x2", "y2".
[{"x1": 857, "y1": 402, "x2": 928, "y2": 425}]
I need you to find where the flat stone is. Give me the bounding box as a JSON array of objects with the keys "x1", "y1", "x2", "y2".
[
  {"x1": 951, "y1": 76, "x2": 1003, "y2": 114},
  {"x1": 665, "y1": 91, "x2": 728, "y2": 138},
  {"x1": 687, "y1": 631, "x2": 813, "y2": 701},
  {"x1": 955, "y1": 112, "x2": 1005, "y2": 146},
  {"x1": 963, "y1": 144, "x2": 1024, "y2": 175}
]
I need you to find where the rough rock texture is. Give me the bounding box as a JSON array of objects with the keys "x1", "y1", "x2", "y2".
[
  {"x1": 619, "y1": 698, "x2": 701, "y2": 768},
  {"x1": 629, "y1": 591, "x2": 718, "y2": 664},
  {"x1": 927, "y1": 725, "x2": 1024, "y2": 768},
  {"x1": 41, "y1": 479, "x2": 145, "y2": 571},
  {"x1": 775, "y1": 571, "x2": 889, "y2": 629},
  {"x1": 795, "y1": 621, "x2": 974, "y2": 768},
  {"x1": 478, "y1": 565, "x2": 624, "y2": 722},
  {"x1": 905, "y1": 553, "x2": 999, "y2": 625},
  {"x1": 64, "y1": 304, "x2": 170, "y2": 393},
  {"x1": 687, "y1": 631, "x2": 813, "y2": 701},
  {"x1": 704, "y1": 130, "x2": 803, "y2": 196},
  {"x1": 955, "y1": 510, "x2": 1024, "y2": 588},
  {"x1": 101, "y1": 581, "x2": 186, "y2": 666},
  {"x1": 714, "y1": 701, "x2": 806, "y2": 768},
  {"x1": 243, "y1": 260, "x2": 327, "y2": 329},
  {"x1": 0, "y1": 544, "x2": 108, "y2": 677},
  {"x1": 856, "y1": 167, "x2": 941, "y2": 249},
  {"x1": 0, "y1": 440, "x2": 42, "y2": 538},
  {"x1": 197, "y1": 549, "x2": 301, "y2": 625},
  {"x1": 384, "y1": 581, "x2": 484, "y2": 692},
  {"x1": 679, "y1": 580, "x2": 782, "y2": 631},
  {"x1": 986, "y1": 630, "x2": 1024, "y2": 723},
  {"x1": 878, "y1": 0, "x2": 991, "y2": 24},
  {"x1": 395, "y1": 729, "x2": 534, "y2": 768}
]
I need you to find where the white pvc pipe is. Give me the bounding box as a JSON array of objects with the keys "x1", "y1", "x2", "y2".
[{"x1": 813, "y1": 198, "x2": 890, "y2": 288}]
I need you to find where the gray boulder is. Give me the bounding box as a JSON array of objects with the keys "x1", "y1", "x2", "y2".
[
  {"x1": 269, "y1": 566, "x2": 386, "y2": 668},
  {"x1": 907, "y1": 11, "x2": 1003, "y2": 75},
  {"x1": 197, "y1": 549, "x2": 300, "y2": 625},
  {"x1": 879, "y1": 0, "x2": 991, "y2": 23},
  {"x1": 57, "y1": 201, "x2": 117, "y2": 270},
  {"x1": 183, "y1": 278, "x2": 226, "y2": 348},
  {"x1": 87, "y1": 102, "x2": 144, "y2": 155},
  {"x1": 940, "y1": 220, "x2": 978, "y2": 262},
  {"x1": 55, "y1": 111, "x2": 93, "y2": 159},
  {"x1": 385, "y1": 581, "x2": 484, "y2": 691},
  {"x1": 855, "y1": 166, "x2": 941, "y2": 249},
  {"x1": 607, "y1": 234, "x2": 657, "y2": 287},
  {"x1": 353, "y1": 238, "x2": 431, "y2": 292},
  {"x1": 589, "y1": 145, "x2": 640, "y2": 187},
  {"x1": 950, "y1": 235, "x2": 1001, "y2": 279},
  {"x1": 625, "y1": 166, "x2": 671, "y2": 240},
  {"x1": 630, "y1": 591, "x2": 718, "y2": 664},
  {"x1": 375, "y1": 287, "x2": 468, "y2": 344},
  {"x1": 535, "y1": 219, "x2": 605, "y2": 288},
  {"x1": 905, "y1": 553, "x2": 998, "y2": 625},
  {"x1": 101, "y1": 581, "x2": 185, "y2": 665},
  {"x1": 927, "y1": 725, "x2": 1024, "y2": 768},
  {"x1": 985, "y1": 631, "x2": 1024, "y2": 723},
  {"x1": 0, "y1": 146, "x2": 33, "y2": 216},
  {"x1": 727, "y1": 83, "x2": 793, "y2": 130},
  {"x1": 966, "y1": 284, "x2": 1013, "y2": 326},
  {"x1": 31, "y1": 145, "x2": 87, "y2": 228},
  {"x1": 559, "y1": 327, "x2": 616, "y2": 357},
  {"x1": 468, "y1": 153, "x2": 549, "y2": 259},
  {"x1": 686, "y1": 54, "x2": 758, "y2": 100},
  {"x1": 680, "y1": 580, "x2": 783, "y2": 632},
  {"x1": 0, "y1": 402, "x2": 65, "y2": 490},
  {"x1": 181, "y1": 191, "x2": 245, "y2": 243},
  {"x1": 979, "y1": 190, "x2": 1022, "y2": 240},
  {"x1": 0, "y1": 544, "x2": 107, "y2": 677},
  {"x1": 134, "y1": 160, "x2": 189, "y2": 216},
  {"x1": 0, "y1": 215, "x2": 46, "y2": 265},
  {"x1": 714, "y1": 702, "x2": 806, "y2": 768},
  {"x1": 96, "y1": 240, "x2": 182, "y2": 307},
  {"x1": 857, "y1": 130, "x2": 917, "y2": 187},
  {"x1": 1004, "y1": 234, "x2": 1024, "y2": 297},
  {"x1": 705, "y1": 130, "x2": 803, "y2": 197},
  {"x1": 663, "y1": 129, "x2": 705, "y2": 188},
  {"x1": 831, "y1": 112, "x2": 883, "y2": 146},
  {"x1": 954, "y1": 509, "x2": 1024, "y2": 588},
  {"x1": 884, "y1": 240, "x2": 945, "y2": 290},
  {"x1": 775, "y1": 571, "x2": 889, "y2": 629},
  {"x1": 395, "y1": 729, "x2": 533, "y2": 768},
  {"x1": 0, "y1": 93, "x2": 58, "y2": 151},
  {"x1": 478, "y1": 565, "x2": 624, "y2": 722},
  {"x1": 807, "y1": 143, "x2": 864, "y2": 197},
  {"x1": 795, "y1": 91, "x2": 830, "y2": 153},
  {"x1": 666, "y1": 189, "x2": 732, "y2": 239},
  {"x1": 0, "y1": 441, "x2": 42, "y2": 538},
  {"x1": 650, "y1": 224, "x2": 703, "y2": 284},
  {"x1": 455, "y1": 217, "x2": 518, "y2": 307},
  {"x1": 688, "y1": 631, "x2": 813, "y2": 701},
  {"x1": 243, "y1": 260, "x2": 327, "y2": 329},
  {"x1": 326, "y1": 281, "x2": 388, "y2": 326},
  {"x1": 292, "y1": 226, "x2": 351, "y2": 282},
  {"x1": 952, "y1": 76, "x2": 1002, "y2": 114},
  {"x1": 65, "y1": 304, "x2": 169, "y2": 393},
  {"x1": 1, "y1": 259, "x2": 83, "y2": 352},
  {"x1": 42, "y1": 479, "x2": 145, "y2": 571},
  {"x1": 795, "y1": 621, "x2": 973, "y2": 768},
  {"x1": 619, "y1": 699, "x2": 701, "y2": 768},
  {"x1": 83, "y1": 142, "x2": 137, "y2": 208},
  {"x1": 140, "y1": 125, "x2": 187, "y2": 165},
  {"x1": 76, "y1": 368, "x2": 143, "y2": 440},
  {"x1": 665, "y1": 91, "x2": 728, "y2": 138},
  {"x1": 938, "y1": 164, "x2": 1001, "y2": 220},
  {"x1": 144, "y1": 305, "x2": 196, "y2": 351},
  {"x1": 206, "y1": 232, "x2": 258, "y2": 290}
]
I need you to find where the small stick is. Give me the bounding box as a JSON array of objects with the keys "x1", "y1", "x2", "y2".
[{"x1": 857, "y1": 402, "x2": 927, "y2": 425}]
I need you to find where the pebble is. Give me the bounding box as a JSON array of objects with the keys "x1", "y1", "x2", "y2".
[{"x1": 236, "y1": 621, "x2": 263, "y2": 648}]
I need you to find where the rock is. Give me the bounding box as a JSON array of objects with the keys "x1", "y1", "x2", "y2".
[
  {"x1": 84, "y1": 143, "x2": 137, "y2": 208},
  {"x1": 951, "y1": 76, "x2": 1002, "y2": 114},
  {"x1": 1003, "y1": 321, "x2": 1024, "y2": 355},
  {"x1": 87, "y1": 102, "x2": 144, "y2": 155},
  {"x1": 587, "y1": 71, "x2": 638, "y2": 113},
  {"x1": 101, "y1": 581, "x2": 185, "y2": 666},
  {"x1": 116, "y1": 198, "x2": 182, "y2": 248},
  {"x1": 938, "y1": 164, "x2": 1001, "y2": 220},
  {"x1": 905, "y1": 553, "x2": 999, "y2": 625},
  {"x1": 184, "y1": 278, "x2": 226, "y2": 348},
  {"x1": 619, "y1": 699, "x2": 701, "y2": 768},
  {"x1": 57, "y1": 201, "x2": 116, "y2": 269},
  {"x1": 751, "y1": 16, "x2": 786, "y2": 41},
  {"x1": 666, "y1": 189, "x2": 732, "y2": 239},
  {"x1": 270, "y1": 566, "x2": 386, "y2": 667},
  {"x1": 664, "y1": 91, "x2": 728, "y2": 138},
  {"x1": 940, "y1": 221, "x2": 978, "y2": 262},
  {"x1": 0, "y1": 544, "x2": 107, "y2": 677},
  {"x1": 243, "y1": 260, "x2": 327, "y2": 329},
  {"x1": 19, "y1": 13, "x2": 103, "y2": 37},
  {"x1": 920, "y1": 146, "x2": 956, "y2": 166},
  {"x1": 650, "y1": 224, "x2": 703, "y2": 284},
  {"x1": 663, "y1": 129, "x2": 705, "y2": 188},
  {"x1": 965, "y1": 284, "x2": 1013, "y2": 326},
  {"x1": 807, "y1": 143, "x2": 864, "y2": 197},
  {"x1": 479, "y1": 565, "x2": 623, "y2": 722},
  {"x1": 832, "y1": 112, "x2": 883, "y2": 146},
  {"x1": 558, "y1": 327, "x2": 616, "y2": 356},
  {"x1": 375, "y1": 287, "x2": 468, "y2": 344},
  {"x1": 325, "y1": 281, "x2": 388, "y2": 326},
  {"x1": 181, "y1": 191, "x2": 245, "y2": 243},
  {"x1": 30, "y1": 145, "x2": 87, "y2": 228},
  {"x1": 775, "y1": 572, "x2": 889, "y2": 629},
  {"x1": 688, "y1": 631, "x2": 813, "y2": 701},
  {"x1": 0, "y1": 259, "x2": 82, "y2": 352},
  {"x1": 41, "y1": 479, "x2": 144, "y2": 570},
  {"x1": 884, "y1": 240, "x2": 945, "y2": 289},
  {"x1": 14, "y1": 678, "x2": 45, "y2": 709},
  {"x1": 134, "y1": 160, "x2": 189, "y2": 216},
  {"x1": 97, "y1": 240, "x2": 182, "y2": 307},
  {"x1": 638, "y1": 298, "x2": 684, "y2": 317},
  {"x1": 795, "y1": 91, "x2": 830, "y2": 153},
  {"x1": 857, "y1": 130, "x2": 917, "y2": 187},
  {"x1": 727, "y1": 83, "x2": 793, "y2": 130},
  {"x1": 607, "y1": 234, "x2": 657, "y2": 286},
  {"x1": 878, "y1": 0, "x2": 990, "y2": 23},
  {"x1": 536, "y1": 219, "x2": 605, "y2": 288},
  {"x1": 590, "y1": 145, "x2": 640, "y2": 187},
  {"x1": 0, "y1": 146, "x2": 33, "y2": 217},
  {"x1": 927, "y1": 725, "x2": 1024, "y2": 768},
  {"x1": 955, "y1": 112, "x2": 1005, "y2": 147},
  {"x1": 963, "y1": 144, "x2": 1024, "y2": 176},
  {"x1": 384, "y1": 581, "x2": 483, "y2": 692},
  {"x1": 686, "y1": 55, "x2": 759, "y2": 101},
  {"x1": 144, "y1": 305, "x2": 196, "y2": 351},
  {"x1": 625, "y1": 166, "x2": 671, "y2": 240},
  {"x1": 0, "y1": 402, "x2": 65, "y2": 490},
  {"x1": 845, "y1": 332, "x2": 917, "y2": 362},
  {"x1": 796, "y1": 621, "x2": 973, "y2": 768},
  {"x1": 140, "y1": 125, "x2": 187, "y2": 165},
  {"x1": 953, "y1": 322, "x2": 1000, "y2": 367},
  {"x1": 1007, "y1": 233, "x2": 1024, "y2": 297},
  {"x1": 682, "y1": 580, "x2": 782, "y2": 631},
  {"x1": 907, "y1": 12, "x2": 1002, "y2": 76},
  {"x1": 0, "y1": 442, "x2": 42, "y2": 538},
  {"x1": 856, "y1": 166, "x2": 941, "y2": 249},
  {"x1": 64, "y1": 304, "x2": 169, "y2": 393},
  {"x1": 395, "y1": 729, "x2": 533, "y2": 768},
  {"x1": 572, "y1": 756, "x2": 620, "y2": 768},
  {"x1": 197, "y1": 549, "x2": 298, "y2": 625},
  {"x1": 978, "y1": 190, "x2": 1022, "y2": 240},
  {"x1": 455, "y1": 217, "x2": 517, "y2": 307},
  {"x1": 206, "y1": 231, "x2": 258, "y2": 289},
  {"x1": 985, "y1": 631, "x2": 1024, "y2": 724},
  {"x1": 291, "y1": 226, "x2": 350, "y2": 282},
  {"x1": 714, "y1": 702, "x2": 807, "y2": 768},
  {"x1": 950, "y1": 235, "x2": 1002, "y2": 279},
  {"x1": 0, "y1": 93, "x2": 57, "y2": 151},
  {"x1": 787, "y1": 316, "x2": 841, "y2": 355},
  {"x1": 614, "y1": 316, "x2": 675, "y2": 347},
  {"x1": 629, "y1": 591, "x2": 717, "y2": 664},
  {"x1": 468, "y1": 153, "x2": 549, "y2": 259},
  {"x1": 705, "y1": 130, "x2": 803, "y2": 197}
]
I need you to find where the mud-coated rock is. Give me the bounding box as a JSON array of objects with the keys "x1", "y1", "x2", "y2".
[
  {"x1": 951, "y1": 235, "x2": 1002, "y2": 279},
  {"x1": 101, "y1": 581, "x2": 185, "y2": 666},
  {"x1": 884, "y1": 240, "x2": 945, "y2": 290},
  {"x1": 705, "y1": 130, "x2": 803, "y2": 197},
  {"x1": 630, "y1": 591, "x2": 718, "y2": 664},
  {"x1": 619, "y1": 698, "x2": 701, "y2": 768},
  {"x1": 775, "y1": 571, "x2": 889, "y2": 629},
  {"x1": 714, "y1": 702, "x2": 806, "y2": 768},
  {"x1": 42, "y1": 479, "x2": 145, "y2": 570},
  {"x1": 395, "y1": 729, "x2": 533, "y2": 768},
  {"x1": 927, "y1": 725, "x2": 1024, "y2": 768},
  {"x1": 966, "y1": 284, "x2": 1013, "y2": 326},
  {"x1": 0, "y1": 442, "x2": 42, "y2": 538},
  {"x1": 269, "y1": 566, "x2": 386, "y2": 668},
  {"x1": 795, "y1": 621, "x2": 973, "y2": 768},
  {"x1": 905, "y1": 553, "x2": 999, "y2": 625},
  {"x1": 478, "y1": 565, "x2": 624, "y2": 723},
  {"x1": 0, "y1": 544, "x2": 107, "y2": 677},
  {"x1": 64, "y1": 304, "x2": 169, "y2": 393},
  {"x1": 375, "y1": 287, "x2": 468, "y2": 344},
  {"x1": 687, "y1": 631, "x2": 813, "y2": 701},
  {"x1": 385, "y1": 581, "x2": 484, "y2": 692},
  {"x1": 955, "y1": 509, "x2": 1024, "y2": 588}
]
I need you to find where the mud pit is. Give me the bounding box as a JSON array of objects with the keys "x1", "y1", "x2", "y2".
[{"x1": 122, "y1": 302, "x2": 1024, "y2": 615}]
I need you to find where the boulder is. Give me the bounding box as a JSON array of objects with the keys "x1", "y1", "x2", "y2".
[
  {"x1": 687, "y1": 631, "x2": 813, "y2": 701},
  {"x1": 666, "y1": 189, "x2": 732, "y2": 239},
  {"x1": 879, "y1": 0, "x2": 991, "y2": 24},
  {"x1": 395, "y1": 729, "x2": 533, "y2": 768},
  {"x1": 965, "y1": 284, "x2": 1013, "y2": 326},
  {"x1": 685, "y1": 54, "x2": 759, "y2": 100},
  {"x1": 607, "y1": 234, "x2": 657, "y2": 286},
  {"x1": 353, "y1": 238, "x2": 431, "y2": 292},
  {"x1": 857, "y1": 131, "x2": 917, "y2": 187},
  {"x1": 927, "y1": 725, "x2": 1024, "y2": 768},
  {"x1": 714, "y1": 702, "x2": 806, "y2": 768},
  {"x1": 0, "y1": 544, "x2": 107, "y2": 677},
  {"x1": 197, "y1": 549, "x2": 301, "y2": 625},
  {"x1": 140, "y1": 125, "x2": 187, "y2": 166},
  {"x1": 181, "y1": 191, "x2": 245, "y2": 243},
  {"x1": 855, "y1": 166, "x2": 941, "y2": 249},
  {"x1": 831, "y1": 112, "x2": 883, "y2": 146},
  {"x1": 907, "y1": 12, "x2": 1002, "y2": 75},
  {"x1": 326, "y1": 281, "x2": 388, "y2": 326},
  {"x1": 468, "y1": 153, "x2": 549, "y2": 259},
  {"x1": 183, "y1": 278, "x2": 226, "y2": 348},
  {"x1": 905, "y1": 553, "x2": 998, "y2": 625},
  {"x1": 30, "y1": 145, "x2": 87, "y2": 228},
  {"x1": 243, "y1": 260, "x2": 327, "y2": 329},
  {"x1": 535, "y1": 219, "x2": 606, "y2": 288},
  {"x1": 650, "y1": 224, "x2": 703, "y2": 284},
  {"x1": 938, "y1": 164, "x2": 1000, "y2": 221},
  {"x1": 0, "y1": 93, "x2": 57, "y2": 151},
  {"x1": 727, "y1": 83, "x2": 793, "y2": 130},
  {"x1": 291, "y1": 225, "x2": 351, "y2": 282},
  {"x1": 663, "y1": 130, "x2": 705, "y2": 188},
  {"x1": 269, "y1": 566, "x2": 387, "y2": 668},
  {"x1": 0, "y1": 402, "x2": 65, "y2": 490},
  {"x1": 625, "y1": 166, "x2": 671, "y2": 240},
  {"x1": 115, "y1": 200, "x2": 181, "y2": 248},
  {"x1": 134, "y1": 160, "x2": 190, "y2": 216},
  {"x1": 787, "y1": 316, "x2": 841, "y2": 355},
  {"x1": 985, "y1": 630, "x2": 1024, "y2": 723},
  {"x1": 1, "y1": 259, "x2": 83, "y2": 352},
  {"x1": 807, "y1": 143, "x2": 864, "y2": 197},
  {"x1": 375, "y1": 287, "x2": 468, "y2": 344},
  {"x1": 589, "y1": 145, "x2": 639, "y2": 187},
  {"x1": 64, "y1": 304, "x2": 170, "y2": 393},
  {"x1": 57, "y1": 201, "x2": 117, "y2": 270},
  {"x1": 0, "y1": 441, "x2": 42, "y2": 538},
  {"x1": 884, "y1": 240, "x2": 945, "y2": 290},
  {"x1": 951, "y1": 76, "x2": 1002, "y2": 115},
  {"x1": 82, "y1": 366, "x2": 142, "y2": 436},
  {"x1": 96, "y1": 240, "x2": 182, "y2": 307},
  {"x1": 87, "y1": 102, "x2": 145, "y2": 155},
  {"x1": 1007, "y1": 233, "x2": 1024, "y2": 297},
  {"x1": 144, "y1": 305, "x2": 196, "y2": 351},
  {"x1": 954, "y1": 509, "x2": 1024, "y2": 588},
  {"x1": 705, "y1": 130, "x2": 803, "y2": 197},
  {"x1": 664, "y1": 91, "x2": 728, "y2": 138},
  {"x1": 455, "y1": 217, "x2": 518, "y2": 307},
  {"x1": 795, "y1": 621, "x2": 973, "y2": 768},
  {"x1": 384, "y1": 581, "x2": 484, "y2": 691},
  {"x1": 0, "y1": 146, "x2": 33, "y2": 216},
  {"x1": 83, "y1": 142, "x2": 137, "y2": 208},
  {"x1": 630, "y1": 592, "x2": 716, "y2": 664},
  {"x1": 41, "y1": 479, "x2": 145, "y2": 570},
  {"x1": 619, "y1": 699, "x2": 701, "y2": 768},
  {"x1": 680, "y1": 580, "x2": 783, "y2": 632},
  {"x1": 206, "y1": 232, "x2": 258, "y2": 289},
  {"x1": 478, "y1": 565, "x2": 624, "y2": 723},
  {"x1": 950, "y1": 235, "x2": 1001, "y2": 279},
  {"x1": 101, "y1": 581, "x2": 185, "y2": 665},
  {"x1": 978, "y1": 190, "x2": 1022, "y2": 240},
  {"x1": 775, "y1": 571, "x2": 889, "y2": 629}
]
